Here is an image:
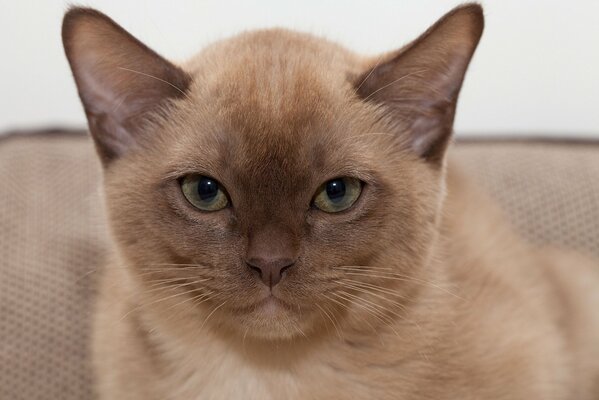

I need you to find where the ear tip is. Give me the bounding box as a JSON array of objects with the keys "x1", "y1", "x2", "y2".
[
  {"x1": 63, "y1": 6, "x2": 101, "y2": 26},
  {"x1": 453, "y1": 3, "x2": 485, "y2": 36},
  {"x1": 458, "y1": 3, "x2": 484, "y2": 13},
  {"x1": 454, "y1": 3, "x2": 484, "y2": 16},
  {"x1": 62, "y1": 7, "x2": 108, "y2": 42}
]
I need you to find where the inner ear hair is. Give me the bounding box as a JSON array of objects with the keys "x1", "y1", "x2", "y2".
[
  {"x1": 355, "y1": 3, "x2": 484, "y2": 165},
  {"x1": 62, "y1": 7, "x2": 191, "y2": 164}
]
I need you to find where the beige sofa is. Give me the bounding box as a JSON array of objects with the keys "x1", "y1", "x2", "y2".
[{"x1": 1, "y1": 130, "x2": 598, "y2": 399}]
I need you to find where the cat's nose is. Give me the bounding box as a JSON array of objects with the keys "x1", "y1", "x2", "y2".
[
  {"x1": 245, "y1": 223, "x2": 298, "y2": 288},
  {"x1": 246, "y1": 257, "x2": 295, "y2": 288}
]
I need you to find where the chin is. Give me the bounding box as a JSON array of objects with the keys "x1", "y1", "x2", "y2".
[{"x1": 227, "y1": 296, "x2": 315, "y2": 341}]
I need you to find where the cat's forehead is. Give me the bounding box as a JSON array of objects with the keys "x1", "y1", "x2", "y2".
[
  {"x1": 173, "y1": 29, "x2": 370, "y2": 177},
  {"x1": 186, "y1": 28, "x2": 358, "y2": 89},
  {"x1": 184, "y1": 29, "x2": 360, "y2": 131}
]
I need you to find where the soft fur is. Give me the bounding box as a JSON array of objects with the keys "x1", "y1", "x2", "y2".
[{"x1": 62, "y1": 4, "x2": 599, "y2": 399}]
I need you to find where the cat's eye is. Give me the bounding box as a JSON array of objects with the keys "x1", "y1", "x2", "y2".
[
  {"x1": 313, "y1": 177, "x2": 363, "y2": 213},
  {"x1": 181, "y1": 175, "x2": 229, "y2": 211}
]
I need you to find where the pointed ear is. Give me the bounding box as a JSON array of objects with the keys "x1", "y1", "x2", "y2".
[
  {"x1": 62, "y1": 8, "x2": 191, "y2": 164},
  {"x1": 355, "y1": 4, "x2": 483, "y2": 164}
]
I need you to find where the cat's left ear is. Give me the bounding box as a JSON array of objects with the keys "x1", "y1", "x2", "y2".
[{"x1": 355, "y1": 4, "x2": 483, "y2": 165}]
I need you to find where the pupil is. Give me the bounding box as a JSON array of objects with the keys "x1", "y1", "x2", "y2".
[
  {"x1": 197, "y1": 177, "x2": 218, "y2": 201},
  {"x1": 326, "y1": 179, "x2": 346, "y2": 203}
]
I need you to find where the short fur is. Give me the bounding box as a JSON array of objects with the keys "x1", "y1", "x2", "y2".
[{"x1": 62, "y1": 4, "x2": 599, "y2": 399}]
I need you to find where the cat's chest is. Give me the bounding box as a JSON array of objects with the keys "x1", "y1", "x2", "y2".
[
  {"x1": 161, "y1": 345, "x2": 304, "y2": 400},
  {"x1": 158, "y1": 336, "x2": 398, "y2": 400}
]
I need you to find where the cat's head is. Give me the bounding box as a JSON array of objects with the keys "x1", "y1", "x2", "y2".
[{"x1": 63, "y1": 5, "x2": 482, "y2": 340}]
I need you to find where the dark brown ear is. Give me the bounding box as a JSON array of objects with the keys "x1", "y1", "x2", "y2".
[
  {"x1": 62, "y1": 7, "x2": 191, "y2": 164},
  {"x1": 355, "y1": 4, "x2": 483, "y2": 164}
]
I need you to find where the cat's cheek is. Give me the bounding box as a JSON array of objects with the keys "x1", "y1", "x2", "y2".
[{"x1": 116, "y1": 179, "x2": 239, "y2": 262}]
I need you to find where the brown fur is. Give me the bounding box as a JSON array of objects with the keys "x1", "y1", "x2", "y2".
[{"x1": 62, "y1": 4, "x2": 599, "y2": 399}]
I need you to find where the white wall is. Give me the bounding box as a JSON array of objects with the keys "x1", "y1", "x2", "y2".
[{"x1": 1, "y1": 0, "x2": 598, "y2": 137}]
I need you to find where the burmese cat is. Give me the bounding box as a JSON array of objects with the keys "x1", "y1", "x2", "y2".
[{"x1": 62, "y1": 4, "x2": 599, "y2": 399}]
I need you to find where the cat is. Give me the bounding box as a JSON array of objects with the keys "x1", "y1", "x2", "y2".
[{"x1": 62, "y1": 4, "x2": 599, "y2": 399}]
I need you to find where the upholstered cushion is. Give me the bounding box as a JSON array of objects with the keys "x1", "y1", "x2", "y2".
[
  {"x1": 0, "y1": 131, "x2": 598, "y2": 400},
  {"x1": 454, "y1": 138, "x2": 599, "y2": 259}
]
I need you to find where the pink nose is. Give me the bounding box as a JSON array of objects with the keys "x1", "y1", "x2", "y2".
[
  {"x1": 245, "y1": 223, "x2": 298, "y2": 288},
  {"x1": 246, "y1": 257, "x2": 295, "y2": 288}
]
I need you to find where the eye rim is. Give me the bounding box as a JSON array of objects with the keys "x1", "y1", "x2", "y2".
[
  {"x1": 312, "y1": 177, "x2": 364, "y2": 213},
  {"x1": 180, "y1": 174, "x2": 230, "y2": 212}
]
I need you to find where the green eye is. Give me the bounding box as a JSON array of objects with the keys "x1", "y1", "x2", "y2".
[
  {"x1": 181, "y1": 175, "x2": 229, "y2": 211},
  {"x1": 313, "y1": 177, "x2": 362, "y2": 213}
]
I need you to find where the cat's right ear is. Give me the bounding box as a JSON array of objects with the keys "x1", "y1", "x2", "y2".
[{"x1": 62, "y1": 8, "x2": 191, "y2": 165}]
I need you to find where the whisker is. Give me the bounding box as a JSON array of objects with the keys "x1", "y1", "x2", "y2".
[
  {"x1": 135, "y1": 270, "x2": 208, "y2": 280},
  {"x1": 336, "y1": 131, "x2": 397, "y2": 148},
  {"x1": 341, "y1": 270, "x2": 460, "y2": 297},
  {"x1": 102, "y1": 262, "x2": 212, "y2": 270},
  {"x1": 117, "y1": 66, "x2": 191, "y2": 100},
  {"x1": 80, "y1": 264, "x2": 212, "y2": 281},
  {"x1": 362, "y1": 69, "x2": 428, "y2": 102},
  {"x1": 340, "y1": 281, "x2": 409, "y2": 312},
  {"x1": 334, "y1": 268, "x2": 462, "y2": 299},
  {"x1": 295, "y1": 323, "x2": 308, "y2": 339},
  {"x1": 242, "y1": 327, "x2": 250, "y2": 356},
  {"x1": 99, "y1": 274, "x2": 192, "y2": 295},
  {"x1": 354, "y1": 56, "x2": 384, "y2": 95},
  {"x1": 337, "y1": 281, "x2": 427, "y2": 341},
  {"x1": 145, "y1": 263, "x2": 213, "y2": 268},
  {"x1": 155, "y1": 291, "x2": 215, "y2": 327},
  {"x1": 190, "y1": 293, "x2": 215, "y2": 308},
  {"x1": 118, "y1": 285, "x2": 206, "y2": 322},
  {"x1": 323, "y1": 293, "x2": 381, "y2": 342},
  {"x1": 361, "y1": 132, "x2": 396, "y2": 138},
  {"x1": 339, "y1": 278, "x2": 410, "y2": 299},
  {"x1": 338, "y1": 290, "x2": 405, "y2": 321},
  {"x1": 334, "y1": 265, "x2": 395, "y2": 271},
  {"x1": 75, "y1": 269, "x2": 99, "y2": 284},
  {"x1": 142, "y1": 278, "x2": 211, "y2": 293},
  {"x1": 333, "y1": 291, "x2": 392, "y2": 325},
  {"x1": 144, "y1": 276, "x2": 206, "y2": 285},
  {"x1": 331, "y1": 292, "x2": 400, "y2": 337},
  {"x1": 324, "y1": 300, "x2": 348, "y2": 337},
  {"x1": 166, "y1": 290, "x2": 214, "y2": 313},
  {"x1": 316, "y1": 303, "x2": 342, "y2": 340},
  {"x1": 199, "y1": 300, "x2": 227, "y2": 332}
]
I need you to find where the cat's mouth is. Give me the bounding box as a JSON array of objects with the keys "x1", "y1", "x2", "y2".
[
  {"x1": 233, "y1": 294, "x2": 293, "y2": 317},
  {"x1": 257, "y1": 295, "x2": 291, "y2": 316},
  {"x1": 227, "y1": 293, "x2": 313, "y2": 340}
]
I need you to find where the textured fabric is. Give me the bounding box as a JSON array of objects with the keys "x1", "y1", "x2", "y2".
[
  {"x1": 0, "y1": 132, "x2": 109, "y2": 400},
  {"x1": 453, "y1": 140, "x2": 599, "y2": 260},
  {"x1": 0, "y1": 132, "x2": 598, "y2": 399}
]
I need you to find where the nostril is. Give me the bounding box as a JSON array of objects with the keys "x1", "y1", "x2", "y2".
[
  {"x1": 280, "y1": 263, "x2": 293, "y2": 276},
  {"x1": 248, "y1": 264, "x2": 262, "y2": 279}
]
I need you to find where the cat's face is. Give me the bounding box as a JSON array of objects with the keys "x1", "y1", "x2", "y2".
[
  {"x1": 103, "y1": 66, "x2": 439, "y2": 339},
  {"x1": 63, "y1": 6, "x2": 482, "y2": 340}
]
